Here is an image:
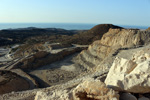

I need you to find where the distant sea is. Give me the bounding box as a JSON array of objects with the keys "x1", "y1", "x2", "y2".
[{"x1": 0, "y1": 23, "x2": 149, "y2": 30}]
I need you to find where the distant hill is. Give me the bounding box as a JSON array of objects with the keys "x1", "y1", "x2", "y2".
[
  {"x1": 0, "y1": 24, "x2": 123, "y2": 47},
  {"x1": 70, "y1": 24, "x2": 123, "y2": 45},
  {"x1": 0, "y1": 28, "x2": 77, "y2": 46},
  {"x1": 41, "y1": 24, "x2": 123, "y2": 46}
]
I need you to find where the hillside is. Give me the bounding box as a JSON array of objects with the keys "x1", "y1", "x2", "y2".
[
  {"x1": 0, "y1": 24, "x2": 150, "y2": 100},
  {"x1": 0, "y1": 28, "x2": 77, "y2": 46},
  {"x1": 69, "y1": 24, "x2": 123, "y2": 45},
  {"x1": 43, "y1": 24, "x2": 123, "y2": 46},
  {"x1": 74, "y1": 28, "x2": 150, "y2": 72}
]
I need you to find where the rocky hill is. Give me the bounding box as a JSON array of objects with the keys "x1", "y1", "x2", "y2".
[
  {"x1": 73, "y1": 28, "x2": 150, "y2": 72},
  {"x1": 70, "y1": 24, "x2": 123, "y2": 45},
  {"x1": 0, "y1": 28, "x2": 77, "y2": 46}
]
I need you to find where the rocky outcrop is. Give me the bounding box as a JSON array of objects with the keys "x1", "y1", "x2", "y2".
[
  {"x1": 0, "y1": 70, "x2": 30, "y2": 94},
  {"x1": 105, "y1": 48, "x2": 150, "y2": 93},
  {"x1": 73, "y1": 79, "x2": 119, "y2": 100},
  {"x1": 74, "y1": 28, "x2": 150, "y2": 72}
]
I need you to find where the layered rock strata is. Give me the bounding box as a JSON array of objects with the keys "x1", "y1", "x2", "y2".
[
  {"x1": 74, "y1": 28, "x2": 150, "y2": 72},
  {"x1": 12, "y1": 47, "x2": 86, "y2": 70}
]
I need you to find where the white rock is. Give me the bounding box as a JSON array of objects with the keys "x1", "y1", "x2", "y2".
[
  {"x1": 105, "y1": 49, "x2": 150, "y2": 93},
  {"x1": 73, "y1": 79, "x2": 119, "y2": 100},
  {"x1": 120, "y1": 93, "x2": 137, "y2": 100},
  {"x1": 34, "y1": 91, "x2": 49, "y2": 100},
  {"x1": 34, "y1": 90, "x2": 72, "y2": 100}
]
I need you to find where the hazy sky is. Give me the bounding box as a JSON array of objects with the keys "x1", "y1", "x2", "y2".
[{"x1": 0, "y1": 0, "x2": 150, "y2": 26}]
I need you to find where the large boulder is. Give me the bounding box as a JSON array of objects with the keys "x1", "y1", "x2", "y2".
[
  {"x1": 0, "y1": 70, "x2": 30, "y2": 94},
  {"x1": 73, "y1": 79, "x2": 119, "y2": 100},
  {"x1": 105, "y1": 48, "x2": 150, "y2": 93}
]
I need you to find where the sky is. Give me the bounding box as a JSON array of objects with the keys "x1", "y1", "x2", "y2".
[{"x1": 0, "y1": 0, "x2": 150, "y2": 26}]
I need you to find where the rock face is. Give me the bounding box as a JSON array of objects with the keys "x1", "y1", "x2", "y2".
[
  {"x1": 105, "y1": 48, "x2": 150, "y2": 93},
  {"x1": 74, "y1": 28, "x2": 150, "y2": 72},
  {"x1": 0, "y1": 70, "x2": 30, "y2": 94},
  {"x1": 73, "y1": 79, "x2": 119, "y2": 100},
  {"x1": 34, "y1": 90, "x2": 72, "y2": 100}
]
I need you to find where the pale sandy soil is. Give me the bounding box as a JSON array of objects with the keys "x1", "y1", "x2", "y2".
[{"x1": 29, "y1": 53, "x2": 82, "y2": 87}]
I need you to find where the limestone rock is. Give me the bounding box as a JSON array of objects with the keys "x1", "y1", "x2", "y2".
[
  {"x1": 0, "y1": 70, "x2": 30, "y2": 94},
  {"x1": 73, "y1": 79, "x2": 119, "y2": 100},
  {"x1": 34, "y1": 90, "x2": 72, "y2": 100},
  {"x1": 105, "y1": 48, "x2": 150, "y2": 93},
  {"x1": 74, "y1": 28, "x2": 150, "y2": 72},
  {"x1": 120, "y1": 93, "x2": 137, "y2": 100},
  {"x1": 34, "y1": 91, "x2": 51, "y2": 100}
]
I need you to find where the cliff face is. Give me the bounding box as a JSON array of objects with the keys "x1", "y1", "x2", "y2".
[
  {"x1": 100, "y1": 28, "x2": 150, "y2": 46},
  {"x1": 74, "y1": 28, "x2": 150, "y2": 72}
]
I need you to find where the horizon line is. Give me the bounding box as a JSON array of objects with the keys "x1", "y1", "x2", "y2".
[{"x1": 0, "y1": 23, "x2": 149, "y2": 27}]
